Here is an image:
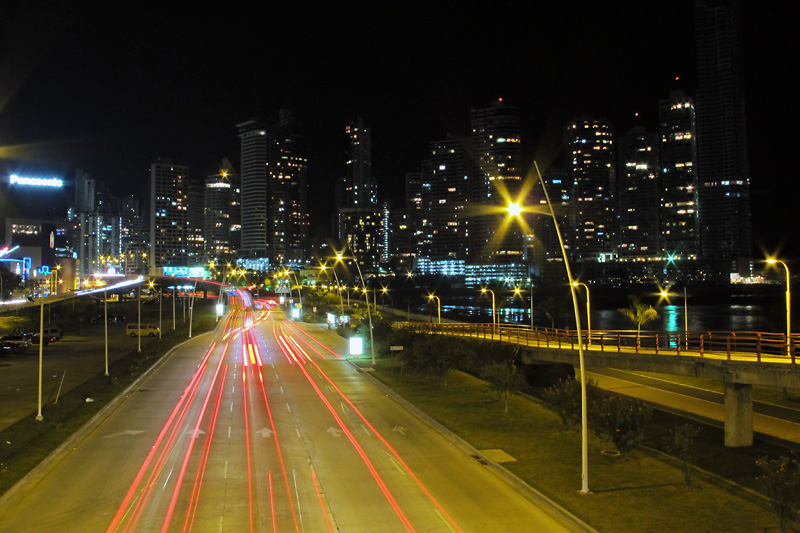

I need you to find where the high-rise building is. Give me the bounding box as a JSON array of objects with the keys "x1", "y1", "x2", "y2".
[
  {"x1": 694, "y1": 0, "x2": 751, "y2": 277},
  {"x1": 566, "y1": 117, "x2": 616, "y2": 262},
  {"x1": 338, "y1": 118, "x2": 383, "y2": 271},
  {"x1": 616, "y1": 127, "x2": 660, "y2": 259},
  {"x1": 204, "y1": 159, "x2": 236, "y2": 257},
  {"x1": 267, "y1": 110, "x2": 309, "y2": 266},
  {"x1": 659, "y1": 90, "x2": 699, "y2": 261},
  {"x1": 418, "y1": 137, "x2": 470, "y2": 274},
  {"x1": 469, "y1": 99, "x2": 523, "y2": 265},
  {"x1": 345, "y1": 117, "x2": 376, "y2": 207},
  {"x1": 149, "y1": 160, "x2": 191, "y2": 274},
  {"x1": 237, "y1": 120, "x2": 269, "y2": 260},
  {"x1": 121, "y1": 195, "x2": 147, "y2": 275}
]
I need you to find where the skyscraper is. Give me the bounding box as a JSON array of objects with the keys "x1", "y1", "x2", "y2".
[
  {"x1": 659, "y1": 90, "x2": 699, "y2": 261},
  {"x1": 694, "y1": 0, "x2": 751, "y2": 277},
  {"x1": 566, "y1": 117, "x2": 616, "y2": 262},
  {"x1": 237, "y1": 120, "x2": 268, "y2": 260},
  {"x1": 338, "y1": 118, "x2": 383, "y2": 270},
  {"x1": 420, "y1": 137, "x2": 470, "y2": 272},
  {"x1": 469, "y1": 99, "x2": 522, "y2": 265},
  {"x1": 616, "y1": 127, "x2": 660, "y2": 259},
  {"x1": 267, "y1": 110, "x2": 309, "y2": 266},
  {"x1": 149, "y1": 160, "x2": 191, "y2": 274},
  {"x1": 204, "y1": 160, "x2": 235, "y2": 257}
]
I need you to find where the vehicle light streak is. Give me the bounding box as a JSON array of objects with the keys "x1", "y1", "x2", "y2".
[
  {"x1": 274, "y1": 334, "x2": 415, "y2": 532},
  {"x1": 252, "y1": 363, "x2": 300, "y2": 532},
  {"x1": 279, "y1": 327, "x2": 463, "y2": 533},
  {"x1": 242, "y1": 370, "x2": 254, "y2": 532},
  {"x1": 108, "y1": 342, "x2": 219, "y2": 532},
  {"x1": 280, "y1": 320, "x2": 342, "y2": 359},
  {"x1": 310, "y1": 464, "x2": 334, "y2": 533},
  {"x1": 161, "y1": 339, "x2": 229, "y2": 532},
  {"x1": 269, "y1": 470, "x2": 276, "y2": 533},
  {"x1": 184, "y1": 362, "x2": 229, "y2": 532}
]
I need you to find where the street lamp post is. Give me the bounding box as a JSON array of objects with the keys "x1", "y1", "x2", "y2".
[
  {"x1": 509, "y1": 162, "x2": 589, "y2": 494},
  {"x1": 481, "y1": 288, "x2": 496, "y2": 333},
  {"x1": 767, "y1": 258, "x2": 792, "y2": 354},
  {"x1": 104, "y1": 288, "x2": 109, "y2": 376},
  {"x1": 336, "y1": 251, "x2": 375, "y2": 365},
  {"x1": 572, "y1": 281, "x2": 591, "y2": 346},
  {"x1": 428, "y1": 294, "x2": 441, "y2": 324}
]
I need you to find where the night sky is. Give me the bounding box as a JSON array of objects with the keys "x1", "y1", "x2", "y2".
[{"x1": 1, "y1": 2, "x2": 797, "y2": 255}]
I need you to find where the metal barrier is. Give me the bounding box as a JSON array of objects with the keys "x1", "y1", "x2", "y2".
[{"x1": 393, "y1": 322, "x2": 798, "y2": 363}]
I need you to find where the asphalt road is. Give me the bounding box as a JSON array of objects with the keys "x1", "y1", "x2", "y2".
[{"x1": 0, "y1": 302, "x2": 587, "y2": 532}]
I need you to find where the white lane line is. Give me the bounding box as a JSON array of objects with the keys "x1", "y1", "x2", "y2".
[
  {"x1": 286, "y1": 403, "x2": 291, "y2": 412},
  {"x1": 228, "y1": 427, "x2": 231, "y2": 438}
]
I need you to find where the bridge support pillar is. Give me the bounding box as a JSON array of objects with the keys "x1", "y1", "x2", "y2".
[{"x1": 724, "y1": 381, "x2": 753, "y2": 447}]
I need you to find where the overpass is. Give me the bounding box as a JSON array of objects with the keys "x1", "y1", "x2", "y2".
[{"x1": 396, "y1": 321, "x2": 800, "y2": 448}]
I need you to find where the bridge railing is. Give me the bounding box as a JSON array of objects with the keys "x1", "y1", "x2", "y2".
[{"x1": 393, "y1": 322, "x2": 798, "y2": 363}]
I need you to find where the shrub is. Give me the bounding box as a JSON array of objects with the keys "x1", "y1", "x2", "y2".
[
  {"x1": 591, "y1": 395, "x2": 652, "y2": 455},
  {"x1": 666, "y1": 423, "x2": 703, "y2": 487},
  {"x1": 757, "y1": 455, "x2": 800, "y2": 533},
  {"x1": 481, "y1": 362, "x2": 528, "y2": 413},
  {"x1": 541, "y1": 377, "x2": 599, "y2": 430}
]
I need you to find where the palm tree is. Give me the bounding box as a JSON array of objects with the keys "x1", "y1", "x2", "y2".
[
  {"x1": 539, "y1": 295, "x2": 569, "y2": 329},
  {"x1": 618, "y1": 297, "x2": 659, "y2": 338}
]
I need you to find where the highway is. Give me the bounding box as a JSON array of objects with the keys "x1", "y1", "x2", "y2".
[{"x1": 0, "y1": 298, "x2": 585, "y2": 532}]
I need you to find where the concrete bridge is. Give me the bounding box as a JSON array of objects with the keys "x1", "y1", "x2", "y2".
[{"x1": 396, "y1": 321, "x2": 800, "y2": 448}]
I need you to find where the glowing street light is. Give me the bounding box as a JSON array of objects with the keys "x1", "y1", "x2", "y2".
[
  {"x1": 506, "y1": 162, "x2": 590, "y2": 494},
  {"x1": 428, "y1": 293, "x2": 441, "y2": 324},
  {"x1": 572, "y1": 281, "x2": 592, "y2": 346},
  {"x1": 335, "y1": 251, "x2": 375, "y2": 365},
  {"x1": 767, "y1": 257, "x2": 792, "y2": 353},
  {"x1": 480, "y1": 288, "x2": 496, "y2": 333}
]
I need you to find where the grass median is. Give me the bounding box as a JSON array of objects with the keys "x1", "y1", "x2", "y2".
[{"x1": 359, "y1": 356, "x2": 781, "y2": 532}]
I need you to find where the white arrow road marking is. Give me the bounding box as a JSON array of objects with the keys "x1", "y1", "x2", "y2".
[
  {"x1": 103, "y1": 430, "x2": 145, "y2": 439},
  {"x1": 256, "y1": 428, "x2": 273, "y2": 438},
  {"x1": 392, "y1": 426, "x2": 407, "y2": 436},
  {"x1": 327, "y1": 427, "x2": 343, "y2": 437},
  {"x1": 186, "y1": 429, "x2": 206, "y2": 438}
]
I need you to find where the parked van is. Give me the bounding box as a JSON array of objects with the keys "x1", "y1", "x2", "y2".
[
  {"x1": 42, "y1": 327, "x2": 62, "y2": 341},
  {"x1": 126, "y1": 323, "x2": 160, "y2": 337}
]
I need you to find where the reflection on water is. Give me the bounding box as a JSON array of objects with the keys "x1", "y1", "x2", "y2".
[{"x1": 436, "y1": 303, "x2": 772, "y2": 333}]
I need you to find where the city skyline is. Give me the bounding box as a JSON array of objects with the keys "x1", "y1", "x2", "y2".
[{"x1": 1, "y1": 2, "x2": 797, "y2": 257}]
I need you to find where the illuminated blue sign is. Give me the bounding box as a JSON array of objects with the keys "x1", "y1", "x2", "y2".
[
  {"x1": 9, "y1": 174, "x2": 64, "y2": 188},
  {"x1": 163, "y1": 266, "x2": 208, "y2": 278}
]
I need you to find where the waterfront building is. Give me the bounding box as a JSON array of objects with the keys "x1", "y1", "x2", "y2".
[
  {"x1": 204, "y1": 160, "x2": 235, "y2": 257},
  {"x1": 566, "y1": 116, "x2": 616, "y2": 262},
  {"x1": 659, "y1": 90, "x2": 699, "y2": 262},
  {"x1": 616, "y1": 127, "x2": 660, "y2": 260},
  {"x1": 694, "y1": 0, "x2": 751, "y2": 278},
  {"x1": 468, "y1": 98, "x2": 523, "y2": 265}
]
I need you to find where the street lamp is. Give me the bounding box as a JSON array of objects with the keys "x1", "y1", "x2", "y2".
[
  {"x1": 335, "y1": 251, "x2": 375, "y2": 365},
  {"x1": 428, "y1": 293, "x2": 441, "y2": 324},
  {"x1": 514, "y1": 285, "x2": 535, "y2": 331},
  {"x1": 767, "y1": 257, "x2": 792, "y2": 354},
  {"x1": 480, "y1": 288, "x2": 496, "y2": 333},
  {"x1": 507, "y1": 162, "x2": 590, "y2": 494},
  {"x1": 572, "y1": 281, "x2": 591, "y2": 346}
]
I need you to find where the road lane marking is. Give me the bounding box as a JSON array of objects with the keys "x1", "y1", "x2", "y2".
[
  {"x1": 228, "y1": 426, "x2": 231, "y2": 438},
  {"x1": 296, "y1": 427, "x2": 302, "y2": 439},
  {"x1": 361, "y1": 424, "x2": 371, "y2": 436},
  {"x1": 223, "y1": 460, "x2": 228, "y2": 478},
  {"x1": 286, "y1": 402, "x2": 291, "y2": 412},
  {"x1": 230, "y1": 402, "x2": 234, "y2": 412}
]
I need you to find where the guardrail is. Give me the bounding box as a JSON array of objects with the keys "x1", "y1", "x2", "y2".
[{"x1": 394, "y1": 322, "x2": 799, "y2": 363}]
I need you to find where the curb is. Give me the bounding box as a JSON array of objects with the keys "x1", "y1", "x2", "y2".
[{"x1": 346, "y1": 359, "x2": 598, "y2": 533}]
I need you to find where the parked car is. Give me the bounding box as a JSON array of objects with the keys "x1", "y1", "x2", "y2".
[
  {"x1": 0, "y1": 335, "x2": 31, "y2": 353},
  {"x1": 1, "y1": 340, "x2": 22, "y2": 354},
  {"x1": 29, "y1": 333, "x2": 51, "y2": 346},
  {"x1": 126, "y1": 323, "x2": 160, "y2": 337}
]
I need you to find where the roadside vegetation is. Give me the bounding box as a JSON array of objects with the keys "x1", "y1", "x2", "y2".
[{"x1": 360, "y1": 328, "x2": 800, "y2": 532}]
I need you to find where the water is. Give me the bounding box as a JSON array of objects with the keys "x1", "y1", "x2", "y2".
[{"x1": 435, "y1": 303, "x2": 773, "y2": 333}]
